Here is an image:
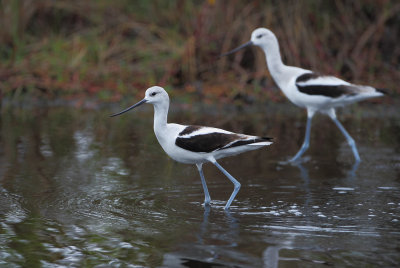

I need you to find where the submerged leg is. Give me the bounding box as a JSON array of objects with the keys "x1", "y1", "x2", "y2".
[
  {"x1": 196, "y1": 163, "x2": 211, "y2": 206},
  {"x1": 289, "y1": 110, "x2": 315, "y2": 162},
  {"x1": 329, "y1": 113, "x2": 361, "y2": 162},
  {"x1": 211, "y1": 160, "x2": 241, "y2": 210}
]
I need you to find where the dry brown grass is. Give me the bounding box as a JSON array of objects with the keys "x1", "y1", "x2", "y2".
[{"x1": 0, "y1": 0, "x2": 398, "y2": 103}]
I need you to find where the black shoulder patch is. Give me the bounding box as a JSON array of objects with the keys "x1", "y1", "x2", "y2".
[
  {"x1": 179, "y1": 125, "x2": 203, "y2": 136},
  {"x1": 175, "y1": 133, "x2": 242, "y2": 153},
  {"x1": 295, "y1": 72, "x2": 320, "y2": 83}
]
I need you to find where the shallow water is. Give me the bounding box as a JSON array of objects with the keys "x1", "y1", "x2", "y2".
[{"x1": 0, "y1": 102, "x2": 399, "y2": 267}]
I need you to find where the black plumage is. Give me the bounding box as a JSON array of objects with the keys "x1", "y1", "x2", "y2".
[
  {"x1": 296, "y1": 73, "x2": 354, "y2": 98},
  {"x1": 175, "y1": 131, "x2": 272, "y2": 153},
  {"x1": 179, "y1": 125, "x2": 203, "y2": 136}
]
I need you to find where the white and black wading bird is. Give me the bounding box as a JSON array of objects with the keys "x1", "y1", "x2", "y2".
[
  {"x1": 222, "y1": 28, "x2": 386, "y2": 163},
  {"x1": 111, "y1": 86, "x2": 273, "y2": 210}
]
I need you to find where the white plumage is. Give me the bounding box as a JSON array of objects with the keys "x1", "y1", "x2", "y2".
[
  {"x1": 222, "y1": 27, "x2": 386, "y2": 163},
  {"x1": 111, "y1": 86, "x2": 273, "y2": 210}
]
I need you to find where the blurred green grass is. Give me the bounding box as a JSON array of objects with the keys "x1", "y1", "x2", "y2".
[{"x1": 0, "y1": 0, "x2": 399, "y2": 104}]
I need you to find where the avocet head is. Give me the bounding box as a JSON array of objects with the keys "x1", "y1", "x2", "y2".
[
  {"x1": 110, "y1": 86, "x2": 169, "y2": 117},
  {"x1": 144, "y1": 86, "x2": 169, "y2": 104},
  {"x1": 250, "y1": 28, "x2": 275, "y2": 47},
  {"x1": 221, "y1": 27, "x2": 276, "y2": 57}
]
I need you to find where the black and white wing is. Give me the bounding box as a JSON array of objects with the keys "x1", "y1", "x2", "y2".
[
  {"x1": 295, "y1": 72, "x2": 386, "y2": 98},
  {"x1": 175, "y1": 125, "x2": 273, "y2": 153}
]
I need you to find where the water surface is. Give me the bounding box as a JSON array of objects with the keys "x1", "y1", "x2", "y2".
[{"x1": 0, "y1": 102, "x2": 399, "y2": 267}]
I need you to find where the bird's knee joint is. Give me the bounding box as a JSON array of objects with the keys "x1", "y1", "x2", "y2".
[
  {"x1": 302, "y1": 143, "x2": 309, "y2": 150},
  {"x1": 234, "y1": 183, "x2": 241, "y2": 190},
  {"x1": 348, "y1": 139, "x2": 356, "y2": 147}
]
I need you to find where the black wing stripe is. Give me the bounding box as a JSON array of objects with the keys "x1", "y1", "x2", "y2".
[
  {"x1": 175, "y1": 133, "x2": 242, "y2": 153},
  {"x1": 297, "y1": 85, "x2": 352, "y2": 98},
  {"x1": 220, "y1": 137, "x2": 273, "y2": 150},
  {"x1": 376, "y1": 88, "x2": 388, "y2": 95},
  {"x1": 296, "y1": 72, "x2": 355, "y2": 98}
]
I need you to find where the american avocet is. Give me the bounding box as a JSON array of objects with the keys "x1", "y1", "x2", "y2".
[
  {"x1": 110, "y1": 86, "x2": 273, "y2": 210},
  {"x1": 222, "y1": 27, "x2": 386, "y2": 163}
]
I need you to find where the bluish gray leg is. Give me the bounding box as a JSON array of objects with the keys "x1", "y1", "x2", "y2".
[
  {"x1": 196, "y1": 163, "x2": 211, "y2": 206},
  {"x1": 348, "y1": 160, "x2": 360, "y2": 178},
  {"x1": 289, "y1": 114, "x2": 313, "y2": 162},
  {"x1": 330, "y1": 117, "x2": 361, "y2": 162},
  {"x1": 212, "y1": 161, "x2": 241, "y2": 210}
]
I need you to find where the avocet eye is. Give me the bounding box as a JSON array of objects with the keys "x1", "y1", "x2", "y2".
[
  {"x1": 256, "y1": 34, "x2": 264, "y2": 39},
  {"x1": 150, "y1": 92, "x2": 157, "y2": 97}
]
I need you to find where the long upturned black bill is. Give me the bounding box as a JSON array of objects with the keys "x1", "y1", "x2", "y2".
[
  {"x1": 220, "y1": 41, "x2": 253, "y2": 57},
  {"x1": 110, "y1": 99, "x2": 147, "y2": 117}
]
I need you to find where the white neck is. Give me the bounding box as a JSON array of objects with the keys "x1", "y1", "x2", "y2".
[
  {"x1": 152, "y1": 101, "x2": 169, "y2": 144},
  {"x1": 259, "y1": 35, "x2": 289, "y2": 88},
  {"x1": 153, "y1": 102, "x2": 168, "y2": 128}
]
